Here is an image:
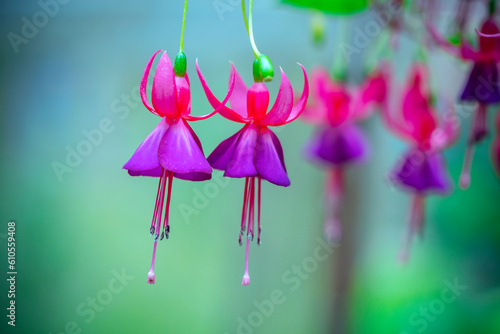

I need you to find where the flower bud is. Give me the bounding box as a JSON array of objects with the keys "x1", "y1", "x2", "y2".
[
  {"x1": 253, "y1": 54, "x2": 274, "y2": 82},
  {"x1": 311, "y1": 12, "x2": 326, "y2": 46},
  {"x1": 174, "y1": 51, "x2": 187, "y2": 77}
]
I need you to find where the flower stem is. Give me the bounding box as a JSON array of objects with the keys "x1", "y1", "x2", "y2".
[
  {"x1": 241, "y1": 0, "x2": 261, "y2": 58},
  {"x1": 179, "y1": 0, "x2": 188, "y2": 52}
]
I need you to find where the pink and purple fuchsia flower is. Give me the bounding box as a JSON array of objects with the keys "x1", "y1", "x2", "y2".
[
  {"x1": 301, "y1": 66, "x2": 387, "y2": 243},
  {"x1": 197, "y1": 60, "x2": 309, "y2": 285},
  {"x1": 123, "y1": 50, "x2": 232, "y2": 284},
  {"x1": 383, "y1": 63, "x2": 459, "y2": 262},
  {"x1": 428, "y1": 12, "x2": 500, "y2": 188}
]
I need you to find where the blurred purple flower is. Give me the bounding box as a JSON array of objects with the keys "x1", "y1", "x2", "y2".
[
  {"x1": 301, "y1": 65, "x2": 387, "y2": 243},
  {"x1": 382, "y1": 63, "x2": 459, "y2": 262}
]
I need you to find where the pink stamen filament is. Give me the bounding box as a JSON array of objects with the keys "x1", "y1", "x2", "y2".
[
  {"x1": 161, "y1": 171, "x2": 174, "y2": 240},
  {"x1": 460, "y1": 104, "x2": 487, "y2": 189},
  {"x1": 257, "y1": 176, "x2": 261, "y2": 245},
  {"x1": 241, "y1": 176, "x2": 256, "y2": 286},
  {"x1": 248, "y1": 177, "x2": 255, "y2": 240},
  {"x1": 399, "y1": 194, "x2": 425, "y2": 264},
  {"x1": 147, "y1": 168, "x2": 173, "y2": 284},
  {"x1": 150, "y1": 169, "x2": 166, "y2": 235},
  {"x1": 324, "y1": 168, "x2": 344, "y2": 243},
  {"x1": 240, "y1": 178, "x2": 250, "y2": 237},
  {"x1": 242, "y1": 235, "x2": 251, "y2": 286}
]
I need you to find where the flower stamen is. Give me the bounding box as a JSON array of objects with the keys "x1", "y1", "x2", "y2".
[
  {"x1": 242, "y1": 235, "x2": 251, "y2": 286},
  {"x1": 399, "y1": 194, "x2": 425, "y2": 263}
]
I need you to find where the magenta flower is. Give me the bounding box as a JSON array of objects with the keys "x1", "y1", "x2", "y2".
[
  {"x1": 301, "y1": 66, "x2": 387, "y2": 242},
  {"x1": 428, "y1": 15, "x2": 500, "y2": 188},
  {"x1": 382, "y1": 63, "x2": 459, "y2": 262},
  {"x1": 197, "y1": 61, "x2": 309, "y2": 285},
  {"x1": 123, "y1": 50, "x2": 231, "y2": 284}
]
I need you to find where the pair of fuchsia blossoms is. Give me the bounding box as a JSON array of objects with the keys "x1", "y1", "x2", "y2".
[{"x1": 123, "y1": 50, "x2": 308, "y2": 285}]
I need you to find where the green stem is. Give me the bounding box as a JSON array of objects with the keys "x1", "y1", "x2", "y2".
[
  {"x1": 242, "y1": 0, "x2": 260, "y2": 58},
  {"x1": 179, "y1": 0, "x2": 188, "y2": 52}
]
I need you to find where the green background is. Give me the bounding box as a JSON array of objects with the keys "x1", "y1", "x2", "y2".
[{"x1": 0, "y1": 1, "x2": 499, "y2": 333}]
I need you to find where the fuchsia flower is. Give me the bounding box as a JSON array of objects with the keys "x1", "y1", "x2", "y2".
[
  {"x1": 301, "y1": 66, "x2": 387, "y2": 242},
  {"x1": 123, "y1": 50, "x2": 232, "y2": 284},
  {"x1": 428, "y1": 15, "x2": 500, "y2": 188},
  {"x1": 382, "y1": 63, "x2": 459, "y2": 262},
  {"x1": 196, "y1": 61, "x2": 309, "y2": 285}
]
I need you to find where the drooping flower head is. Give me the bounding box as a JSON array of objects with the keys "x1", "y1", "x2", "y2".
[
  {"x1": 123, "y1": 50, "x2": 231, "y2": 284},
  {"x1": 197, "y1": 59, "x2": 309, "y2": 285},
  {"x1": 427, "y1": 8, "x2": 500, "y2": 188},
  {"x1": 383, "y1": 63, "x2": 459, "y2": 262},
  {"x1": 301, "y1": 65, "x2": 387, "y2": 242}
]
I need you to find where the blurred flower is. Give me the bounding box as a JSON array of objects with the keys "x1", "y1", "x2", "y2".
[
  {"x1": 301, "y1": 66, "x2": 387, "y2": 243},
  {"x1": 428, "y1": 14, "x2": 500, "y2": 188},
  {"x1": 123, "y1": 50, "x2": 231, "y2": 284},
  {"x1": 197, "y1": 61, "x2": 308, "y2": 285},
  {"x1": 382, "y1": 63, "x2": 459, "y2": 262}
]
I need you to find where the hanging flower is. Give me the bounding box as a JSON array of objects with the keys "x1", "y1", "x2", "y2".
[
  {"x1": 383, "y1": 63, "x2": 459, "y2": 262},
  {"x1": 427, "y1": 12, "x2": 500, "y2": 188},
  {"x1": 123, "y1": 50, "x2": 233, "y2": 284},
  {"x1": 301, "y1": 65, "x2": 387, "y2": 242},
  {"x1": 196, "y1": 60, "x2": 309, "y2": 285}
]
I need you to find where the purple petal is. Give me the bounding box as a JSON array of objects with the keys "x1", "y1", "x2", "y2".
[
  {"x1": 207, "y1": 128, "x2": 244, "y2": 170},
  {"x1": 460, "y1": 62, "x2": 500, "y2": 104},
  {"x1": 158, "y1": 118, "x2": 212, "y2": 177},
  {"x1": 152, "y1": 52, "x2": 179, "y2": 116},
  {"x1": 128, "y1": 166, "x2": 162, "y2": 177},
  {"x1": 224, "y1": 124, "x2": 258, "y2": 178},
  {"x1": 305, "y1": 124, "x2": 368, "y2": 166},
  {"x1": 260, "y1": 68, "x2": 294, "y2": 126},
  {"x1": 254, "y1": 128, "x2": 290, "y2": 187},
  {"x1": 269, "y1": 129, "x2": 287, "y2": 173},
  {"x1": 389, "y1": 148, "x2": 452, "y2": 194},
  {"x1": 123, "y1": 118, "x2": 169, "y2": 174}
]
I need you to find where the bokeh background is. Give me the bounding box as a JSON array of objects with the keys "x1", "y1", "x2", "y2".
[{"x1": 1, "y1": 0, "x2": 499, "y2": 333}]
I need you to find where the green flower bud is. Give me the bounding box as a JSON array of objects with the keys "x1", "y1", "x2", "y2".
[
  {"x1": 311, "y1": 12, "x2": 326, "y2": 46},
  {"x1": 252, "y1": 54, "x2": 274, "y2": 83},
  {"x1": 174, "y1": 51, "x2": 187, "y2": 77},
  {"x1": 253, "y1": 59, "x2": 263, "y2": 82}
]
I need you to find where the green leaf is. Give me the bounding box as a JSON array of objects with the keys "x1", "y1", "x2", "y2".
[{"x1": 282, "y1": 0, "x2": 368, "y2": 15}]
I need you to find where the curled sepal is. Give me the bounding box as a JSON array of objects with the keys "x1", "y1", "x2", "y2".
[
  {"x1": 260, "y1": 68, "x2": 293, "y2": 126},
  {"x1": 284, "y1": 64, "x2": 310, "y2": 124},
  {"x1": 183, "y1": 65, "x2": 236, "y2": 122},
  {"x1": 140, "y1": 50, "x2": 162, "y2": 116},
  {"x1": 196, "y1": 60, "x2": 247, "y2": 123}
]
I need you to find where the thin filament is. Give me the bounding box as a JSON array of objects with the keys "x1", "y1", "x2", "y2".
[
  {"x1": 324, "y1": 168, "x2": 343, "y2": 243},
  {"x1": 161, "y1": 171, "x2": 174, "y2": 240},
  {"x1": 257, "y1": 176, "x2": 261, "y2": 245},
  {"x1": 239, "y1": 177, "x2": 251, "y2": 245},
  {"x1": 399, "y1": 194, "x2": 424, "y2": 263},
  {"x1": 150, "y1": 170, "x2": 165, "y2": 234},
  {"x1": 460, "y1": 105, "x2": 486, "y2": 189},
  {"x1": 248, "y1": 177, "x2": 255, "y2": 240}
]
